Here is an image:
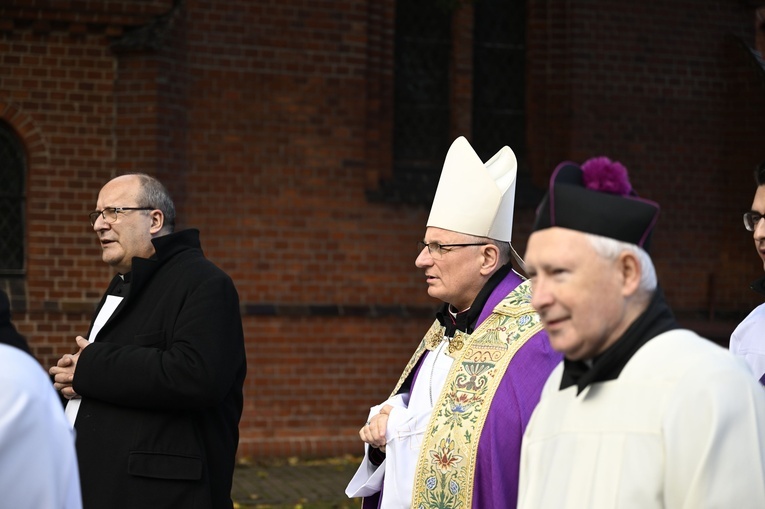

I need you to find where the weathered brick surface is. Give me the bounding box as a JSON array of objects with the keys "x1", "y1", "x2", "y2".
[
  {"x1": 527, "y1": 0, "x2": 765, "y2": 321},
  {"x1": 2, "y1": 0, "x2": 765, "y2": 459}
]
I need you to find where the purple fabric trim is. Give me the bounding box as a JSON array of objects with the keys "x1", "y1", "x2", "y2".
[
  {"x1": 472, "y1": 271, "x2": 562, "y2": 508},
  {"x1": 362, "y1": 490, "x2": 381, "y2": 509},
  {"x1": 547, "y1": 160, "x2": 578, "y2": 225},
  {"x1": 631, "y1": 195, "x2": 661, "y2": 247},
  {"x1": 409, "y1": 349, "x2": 427, "y2": 393},
  {"x1": 476, "y1": 270, "x2": 524, "y2": 326},
  {"x1": 471, "y1": 329, "x2": 561, "y2": 508}
]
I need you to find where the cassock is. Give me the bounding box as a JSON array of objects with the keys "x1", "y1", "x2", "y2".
[{"x1": 519, "y1": 291, "x2": 765, "y2": 508}]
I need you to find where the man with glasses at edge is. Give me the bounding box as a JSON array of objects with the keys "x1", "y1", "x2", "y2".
[
  {"x1": 49, "y1": 173, "x2": 246, "y2": 509},
  {"x1": 734, "y1": 160, "x2": 765, "y2": 384},
  {"x1": 346, "y1": 137, "x2": 561, "y2": 508}
]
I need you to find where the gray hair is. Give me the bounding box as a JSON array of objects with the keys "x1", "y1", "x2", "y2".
[
  {"x1": 584, "y1": 233, "x2": 657, "y2": 293},
  {"x1": 463, "y1": 234, "x2": 512, "y2": 266},
  {"x1": 129, "y1": 173, "x2": 176, "y2": 233}
]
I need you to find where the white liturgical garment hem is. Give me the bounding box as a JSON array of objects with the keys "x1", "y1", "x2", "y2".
[{"x1": 346, "y1": 343, "x2": 455, "y2": 508}]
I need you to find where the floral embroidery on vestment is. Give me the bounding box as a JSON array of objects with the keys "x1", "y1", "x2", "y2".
[{"x1": 396, "y1": 279, "x2": 543, "y2": 508}]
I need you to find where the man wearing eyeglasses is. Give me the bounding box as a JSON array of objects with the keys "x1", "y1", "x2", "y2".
[
  {"x1": 49, "y1": 173, "x2": 246, "y2": 509},
  {"x1": 346, "y1": 137, "x2": 561, "y2": 508},
  {"x1": 733, "y1": 161, "x2": 765, "y2": 384}
]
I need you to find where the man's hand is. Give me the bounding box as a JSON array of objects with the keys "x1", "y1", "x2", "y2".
[
  {"x1": 359, "y1": 404, "x2": 394, "y2": 450},
  {"x1": 49, "y1": 336, "x2": 90, "y2": 399}
]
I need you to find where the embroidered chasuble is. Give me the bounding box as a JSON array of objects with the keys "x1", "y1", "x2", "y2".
[
  {"x1": 346, "y1": 272, "x2": 561, "y2": 509},
  {"x1": 349, "y1": 272, "x2": 560, "y2": 509},
  {"x1": 407, "y1": 280, "x2": 541, "y2": 508}
]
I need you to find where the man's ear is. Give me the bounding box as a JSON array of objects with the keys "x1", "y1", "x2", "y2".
[
  {"x1": 479, "y1": 244, "x2": 501, "y2": 276},
  {"x1": 618, "y1": 251, "x2": 642, "y2": 297},
  {"x1": 149, "y1": 209, "x2": 165, "y2": 235}
]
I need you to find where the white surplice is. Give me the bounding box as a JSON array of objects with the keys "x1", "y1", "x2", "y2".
[
  {"x1": 346, "y1": 340, "x2": 454, "y2": 508},
  {"x1": 518, "y1": 330, "x2": 765, "y2": 509},
  {"x1": 0, "y1": 344, "x2": 82, "y2": 508}
]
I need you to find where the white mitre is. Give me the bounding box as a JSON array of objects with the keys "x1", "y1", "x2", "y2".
[{"x1": 426, "y1": 136, "x2": 518, "y2": 242}]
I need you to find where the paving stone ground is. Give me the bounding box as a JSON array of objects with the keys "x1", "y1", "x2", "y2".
[{"x1": 231, "y1": 457, "x2": 362, "y2": 508}]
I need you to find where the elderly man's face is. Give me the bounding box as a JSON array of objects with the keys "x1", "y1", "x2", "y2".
[
  {"x1": 92, "y1": 175, "x2": 157, "y2": 274},
  {"x1": 415, "y1": 227, "x2": 488, "y2": 311},
  {"x1": 525, "y1": 227, "x2": 628, "y2": 361}
]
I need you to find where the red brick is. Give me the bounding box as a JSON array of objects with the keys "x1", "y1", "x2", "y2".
[{"x1": 2, "y1": 0, "x2": 764, "y2": 461}]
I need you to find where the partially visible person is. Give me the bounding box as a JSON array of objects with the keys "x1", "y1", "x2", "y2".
[
  {"x1": 0, "y1": 289, "x2": 31, "y2": 354},
  {"x1": 0, "y1": 293, "x2": 81, "y2": 508},
  {"x1": 732, "y1": 160, "x2": 765, "y2": 383},
  {"x1": 346, "y1": 137, "x2": 561, "y2": 508},
  {"x1": 49, "y1": 173, "x2": 246, "y2": 509},
  {"x1": 518, "y1": 157, "x2": 765, "y2": 508}
]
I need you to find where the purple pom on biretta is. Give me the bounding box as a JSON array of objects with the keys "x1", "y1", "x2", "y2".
[{"x1": 581, "y1": 156, "x2": 633, "y2": 196}]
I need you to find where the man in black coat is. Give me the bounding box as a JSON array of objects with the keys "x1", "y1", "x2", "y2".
[{"x1": 50, "y1": 173, "x2": 247, "y2": 509}]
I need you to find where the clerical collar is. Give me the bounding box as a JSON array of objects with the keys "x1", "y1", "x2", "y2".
[
  {"x1": 435, "y1": 263, "x2": 513, "y2": 337},
  {"x1": 560, "y1": 286, "x2": 678, "y2": 395},
  {"x1": 111, "y1": 272, "x2": 132, "y2": 297},
  {"x1": 447, "y1": 305, "x2": 467, "y2": 319}
]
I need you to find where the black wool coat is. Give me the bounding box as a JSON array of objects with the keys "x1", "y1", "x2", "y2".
[{"x1": 72, "y1": 229, "x2": 247, "y2": 509}]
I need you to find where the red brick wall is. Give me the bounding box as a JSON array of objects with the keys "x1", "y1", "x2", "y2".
[
  {"x1": 527, "y1": 0, "x2": 765, "y2": 331},
  {"x1": 1, "y1": 27, "x2": 119, "y2": 363},
  {"x1": 2, "y1": 0, "x2": 765, "y2": 460}
]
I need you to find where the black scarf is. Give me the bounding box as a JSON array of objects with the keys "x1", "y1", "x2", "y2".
[
  {"x1": 435, "y1": 263, "x2": 513, "y2": 336},
  {"x1": 560, "y1": 286, "x2": 679, "y2": 394}
]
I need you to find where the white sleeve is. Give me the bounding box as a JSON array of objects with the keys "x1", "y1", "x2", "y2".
[
  {"x1": 662, "y1": 360, "x2": 765, "y2": 508},
  {"x1": 0, "y1": 346, "x2": 82, "y2": 509},
  {"x1": 345, "y1": 393, "x2": 409, "y2": 498},
  {"x1": 345, "y1": 385, "x2": 438, "y2": 500},
  {"x1": 730, "y1": 305, "x2": 765, "y2": 382}
]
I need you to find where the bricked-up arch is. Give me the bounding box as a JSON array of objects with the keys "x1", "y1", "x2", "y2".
[
  {"x1": 0, "y1": 121, "x2": 26, "y2": 274},
  {"x1": 0, "y1": 103, "x2": 50, "y2": 311},
  {"x1": 0, "y1": 101, "x2": 50, "y2": 169}
]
